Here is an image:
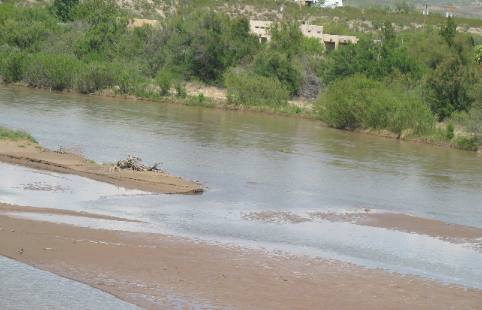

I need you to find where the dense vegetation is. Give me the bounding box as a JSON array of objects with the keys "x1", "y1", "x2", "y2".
[{"x1": 0, "y1": 0, "x2": 481, "y2": 150}]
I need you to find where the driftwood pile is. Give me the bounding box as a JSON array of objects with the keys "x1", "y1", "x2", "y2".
[{"x1": 115, "y1": 155, "x2": 162, "y2": 172}]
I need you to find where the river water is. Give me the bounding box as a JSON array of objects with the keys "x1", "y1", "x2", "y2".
[{"x1": 1, "y1": 86, "x2": 482, "y2": 291}]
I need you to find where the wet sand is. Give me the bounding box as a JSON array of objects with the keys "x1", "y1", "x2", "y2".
[
  {"x1": 0, "y1": 140, "x2": 203, "y2": 194},
  {"x1": 0, "y1": 211, "x2": 481, "y2": 309},
  {"x1": 0, "y1": 204, "x2": 140, "y2": 223},
  {"x1": 244, "y1": 210, "x2": 482, "y2": 246}
]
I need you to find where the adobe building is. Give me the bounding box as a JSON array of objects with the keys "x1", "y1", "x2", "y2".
[{"x1": 249, "y1": 20, "x2": 358, "y2": 49}]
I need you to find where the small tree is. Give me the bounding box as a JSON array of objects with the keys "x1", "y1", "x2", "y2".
[
  {"x1": 424, "y1": 57, "x2": 475, "y2": 120},
  {"x1": 440, "y1": 17, "x2": 457, "y2": 47},
  {"x1": 51, "y1": 0, "x2": 79, "y2": 22}
]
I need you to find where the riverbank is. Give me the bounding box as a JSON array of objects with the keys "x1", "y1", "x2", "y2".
[
  {"x1": 0, "y1": 138, "x2": 203, "y2": 194},
  {"x1": 4, "y1": 83, "x2": 480, "y2": 154},
  {"x1": 1, "y1": 207, "x2": 481, "y2": 309}
]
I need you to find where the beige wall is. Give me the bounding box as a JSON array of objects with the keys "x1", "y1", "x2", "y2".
[{"x1": 249, "y1": 20, "x2": 357, "y2": 49}]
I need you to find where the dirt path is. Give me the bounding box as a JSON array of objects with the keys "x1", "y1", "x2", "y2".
[
  {"x1": 0, "y1": 208, "x2": 481, "y2": 310},
  {"x1": 0, "y1": 140, "x2": 203, "y2": 194}
]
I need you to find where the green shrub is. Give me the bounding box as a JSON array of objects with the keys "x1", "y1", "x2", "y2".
[
  {"x1": 454, "y1": 136, "x2": 479, "y2": 151},
  {"x1": 51, "y1": 0, "x2": 79, "y2": 22},
  {"x1": 156, "y1": 70, "x2": 173, "y2": 96},
  {"x1": 23, "y1": 53, "x2": 81, "y2": 90},
  {"x1": 0, "y1": 47, "x2": 27, "y2": 83},
  {"x1": 225, "y1": 69, "x2": 289, "y2": 107},
  {"x1": 387, "y1": 95, "x2": 435, "y2": 135},
  {"x1": 75, "y1": 62, "x2": 116, "y2": 94},
  {"x1": 161, "y1": 11, "x2": 259, "y2": 83},
  {"x1": 446, "y1": 123, "x2": 455, "y2": 140},
  {"x1": 424, "y1": 57, "x2": 477, "y2": 120},
  {"x1": 254, "y1": 50, "x2": 302, "y2": 96},
  {"x1": 0, "y1": 5, "x2": 58, "y2": 51},
  {"x1": 108, "y1": 63, "x2": 144, "y2": 94},
  {"x1": 318, "y1": 75, "x2": 434, "y2": 135},
  {"x1": 318, "y1": 75, "x2": 377, "y2": 129}
]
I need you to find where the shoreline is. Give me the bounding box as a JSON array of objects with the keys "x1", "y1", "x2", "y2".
[
  {"x1": 0, "y1": 139, "x2": 203, "y2": 195},
  {"x1": 1, "y1": 209, "x2": 481, "y2": 309},
  {"x1": 2, "y1": 83, "x2": 480, "y2": 154}
]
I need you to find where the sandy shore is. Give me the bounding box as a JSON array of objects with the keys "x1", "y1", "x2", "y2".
[
  {"x1": 0, "y1": 140, "x2": 203, "y2": 194},
  {"x1": 0, "y1": 207, "x2": 481, "y2": 309},
  {"x1": 244, "y1": 210, "x2": 482, "y2": 246}
]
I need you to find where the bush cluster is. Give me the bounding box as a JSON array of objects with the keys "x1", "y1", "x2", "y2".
[
  {"x1": 225, "y1": 69, "x2": 289, "y2": 107},
  {"x1": 319, "y1": 75, "x2": 434, "y2": 135}
]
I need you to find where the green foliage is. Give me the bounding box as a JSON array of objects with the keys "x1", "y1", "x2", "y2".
[
  {"x1": 475, "y1": 44, "x2": 482, "y2": 65},
  {"x1": 318, "y1": 75, "x2": 434, "y2": 135},
  {"x1": 0, "y1": 5, "x2": 57, "y2": 51},
  {"x1": 301, "y1": 37, "x2": 326, "y2": 55},
  {"x1": 75, "y1": 62, "x2": 116, "y2": 94},
  {"x1": 424, "y1": 57, "x2": 477, "y2": 120},
  {"x1": 74, "y1": 0, "x2": 128, "y2": 58},
  {"x1": 270, "y1": 21, "x2": 304, "y2": 57},
  {"x1": 0, "y1": 47, "x2": 27, "y2": 83},
  {"x1": 23, "y1": 53, "x2": 82, "y2": 90},
  {"x1": 225, "y1": 69, "x2": 289, "y2": 107},
  {"x1": 162, "y1": 11, "x2": 259, "y2": 83},
  {"x1": 446, "y1": 123, "x2": 455, "y2": 140},
  {"x1": 51, "y1": 0, "x2": 79, "y2": 22},
  {"x1": 109, "y1": 63, "x2": 145, "y2": 94},
  {"x1": 440, "y1": 17, "x2": 457, "y2": 47},
  {"x1": 454, "y1": 136, "x2": 479, "y2": 151},
  {"x1": 254, "y1": 50, "x2": 302, "y2": 96},
  {"x1": 403, "y1": 29, "x2": 452, "y2": 71},
  {"x1": 323, "y1": 33, "x2": 420, "y2": 84},
  {"x1": 156, "y1": 70, "x2": 174, "y2": 96},
  {"x1": 0, "y1": 127, "x2": 37, "y2": 143}
]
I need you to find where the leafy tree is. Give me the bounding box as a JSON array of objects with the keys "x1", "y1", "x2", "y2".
[
  {"x1": 270, "y1": 21, "x2": 304, "y2": 57},
  {"x1": 424, "y1": 57, "x2": 476, "y2": 120},
  {"x1": 254, "y1": 50, "x2": 302, "y2": 96},
  {"x1": 162, "y1": 11, "x2": 259, "y2": 83},
  {"x1": 74, "y1": 0, "x2": 128, "y2": 57},
  {"x1": 51, "y1": 0, "x2": 79, "y2": 22},
  {"x1": 323, "y1": 31, "x2": 420, "y2": 84},
  {"x1": 440, "y1": 17, "x2": 457, "y2": 47}
]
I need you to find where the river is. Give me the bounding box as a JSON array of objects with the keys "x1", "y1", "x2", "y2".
[{"x1": 1, "y1": 86, "x2": 481, "y2": 291}]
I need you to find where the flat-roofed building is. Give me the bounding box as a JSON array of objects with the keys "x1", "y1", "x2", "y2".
[{"x1": 249, "y1": 20, "x2": 357, "y2": 49}]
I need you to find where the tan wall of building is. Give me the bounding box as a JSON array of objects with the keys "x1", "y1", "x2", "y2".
[{"x1": 249, "y1": 20, "x2": 357, "y2": 49}]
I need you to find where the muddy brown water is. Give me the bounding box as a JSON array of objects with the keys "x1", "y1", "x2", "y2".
[{"x1": 1, "y1": 85, "x2": 482, "y2": 290}]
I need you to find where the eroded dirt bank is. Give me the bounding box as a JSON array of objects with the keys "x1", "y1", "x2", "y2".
[
  {"x1": 0, "y1": 209, "x2": 481, "y2": 310},
  {"x1": 0, "y1": 140, "x2": 202, "y2": 194}
]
